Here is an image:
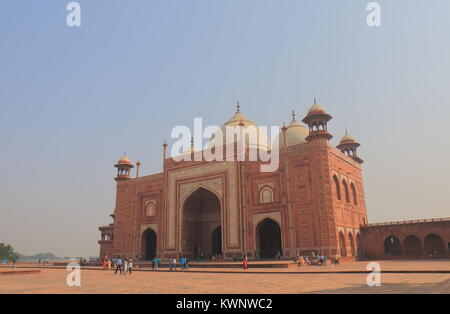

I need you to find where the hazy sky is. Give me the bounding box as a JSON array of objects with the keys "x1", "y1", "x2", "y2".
[{"x1": 1, "y1": 0, "x2": 449, "y2": 257}]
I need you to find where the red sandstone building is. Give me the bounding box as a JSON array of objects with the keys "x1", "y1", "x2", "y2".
[{"x1": 98, "y1": 102, "x2": 450, "y2": 261}]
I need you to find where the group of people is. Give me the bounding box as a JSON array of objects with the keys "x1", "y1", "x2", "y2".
[
  {"x1": 296, "y1": 252, "x2": 340, "y2": 267},
  {"x1": 167, "y1": 256, "x2": 190, "y2": 271},
  {"x1": 99, "y1": 255, "x2": 135, "y2": 275},
  {"x1": 113, "y1": 256, "x2": 133, "y2": 275}
]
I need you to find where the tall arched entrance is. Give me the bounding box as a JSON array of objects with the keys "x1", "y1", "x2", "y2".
[
  {"x1": 142, "y1": 229, "x2": 157, "y2": 260},
  {"x1": 181, "y1": 187, "x2": 221, "y2": 259},
  {"x1": 211, "y1": 226, "x2": 222, "y2": 256},
  {"x1": 256, "y1": 218, "x2": 282, "y2": 259},
  {"x1": 424, "y1": 233, "x2": 445, "y2": 257},
  {"x1": 404, "y1": 235, "x2": 423, "y2": 258}
]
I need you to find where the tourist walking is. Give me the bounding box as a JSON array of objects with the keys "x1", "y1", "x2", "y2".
[
  {"x1": 173, "y1": 257, "x2": 177, "y2": 271},
  {"x1": 107, "y1": 258, "x2": 112, "y2": 270},
  {"x1": 243, "y1": 256, "x2": 248, "y2": 270},
  {"x1": 115, "y1": 257, "x2": 123, "y2": 274},
  {"x1": 11, "y1": 258, "x2": 16, "y2": 270},
  {"x1": 168, "y1": 257, "x2": 173, "y2": 271}
]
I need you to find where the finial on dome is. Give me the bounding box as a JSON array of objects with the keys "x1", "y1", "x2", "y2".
[
  {"x1": 291, "y1": 109, "x2": 296, "y2": 121},
  {"x1": 236, "y1": 101, "x2": 240, "y2": 112},
  {"x1": 345, "y1": 129, "x2": 348, "y2": 135},
  {"x1": 314, "y1": 97, "x2": 317, "y2": 105}
]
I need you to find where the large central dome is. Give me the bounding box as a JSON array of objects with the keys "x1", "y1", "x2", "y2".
[{"x1": 208, "y1": 105, "x2": 270, "y2": 150}]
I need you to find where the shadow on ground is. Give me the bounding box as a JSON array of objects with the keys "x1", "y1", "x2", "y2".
[{"x1": 311, "y1": 279, "x2": 450, "y2": 294}]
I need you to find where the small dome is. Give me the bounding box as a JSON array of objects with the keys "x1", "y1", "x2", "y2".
[
  {"x1": 339, "y1": 131, "x2": 357, "y2": 144},
  {"x1": 302, "y1": 100, "x2": 332, "y2": 125},
  {"x1": 285, "y1": 120, "x2": 309, "y2": 145},
  {"x1": 117, "y1": 154, "x2": 132, "y2": 165},
  {"x1": 307, "y1": 103, "x2": 326, "y2": 115},
  {"x1": 274, "y1": 116, "x2": 309, "y2": 147}
]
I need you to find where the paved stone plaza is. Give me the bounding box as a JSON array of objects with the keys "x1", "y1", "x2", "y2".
[{"x1": 1, "y1": 260, "x2": 449, "y2": 294}]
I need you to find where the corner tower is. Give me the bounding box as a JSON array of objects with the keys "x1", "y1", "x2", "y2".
[
  {"x1": 114, "y1": 154, "x2": 134, "y2": 181},
  {"x1": 337, "y1": 131, "x2": 364, "y2": 164},
  {"x1": 302, "y1": 99, "x2": 333, "y2": 143}
]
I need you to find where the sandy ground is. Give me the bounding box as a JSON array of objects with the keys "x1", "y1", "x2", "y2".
[{"x1": 1, "y1": 260, "x2": 449, "y2": 294}]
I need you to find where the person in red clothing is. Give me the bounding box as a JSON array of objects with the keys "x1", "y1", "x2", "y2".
[
  {"x1": 102, "y1": 255, "x2": 107, "y2": 271},
  {"x1": 243, "y1": 256, "x2": 248, "y2": 270}
]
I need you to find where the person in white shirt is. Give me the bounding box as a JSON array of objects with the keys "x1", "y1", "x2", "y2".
[
  {"x1": 128, "y1": 259, "x2": 133, "y2": 274},
  {"x1": 123, "y1": 259, "x2": 128, "y2": 274}
]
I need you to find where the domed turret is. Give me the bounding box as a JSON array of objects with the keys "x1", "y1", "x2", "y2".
[
  {"x1": 302, "y1": 98, "x2": 333, "y2": 142},
  {"x1": 114, "y1": 153, "x2": 134, "y2": 181},
  {"x1": 337, "y1": 130, "x2": 363, "y2": 164}
]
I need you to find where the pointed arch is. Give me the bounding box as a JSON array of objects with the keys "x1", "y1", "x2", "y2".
[
  {"x1": 350, "y1": 182, "x2": 358, "y2": 205},
  {"x1": 259, "y1": 185, "x2": 274, "y2": 204},
  {"x1": 348, "y1": 232, "x2": 356, "y2": 257},
  {"x1": 384, "y1": 236, "x2": 402, "y2": 256},
  {"x1": 404, "y1": 235, "x2": 423, "y2": 258},
  {"x1": 342, "y1": 179, "x2": 350, "y2": 203},
  {"x1": 339, "y1": 231, "x2": 347, "y2": 257},
  {"x1": 141, "y1": 228, "x2": 157, "y2": 260},
  {"x1": 424, "y1": 233, "x2": 445, "y2": 257},
  {"x1": 181, "y1": 187, "x2": 222, "y2": 259},
  {"x1": 333, "y1": 175, "x2": 341, "y2": 201},
  {"x1": 255, "y1": 218, "x2": 282, "y2": 259}
]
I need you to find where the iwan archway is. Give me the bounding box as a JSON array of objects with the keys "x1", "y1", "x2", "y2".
[{"x1": 181, "y1": 187, "x2": 221, "y2": 259}]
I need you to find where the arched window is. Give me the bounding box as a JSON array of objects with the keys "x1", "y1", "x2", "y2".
[
  {"x1": 260, "y1": 186, "x2": 274, "y2": 204},
  {"x1": 333, "y1": 176, "x2": 341, "y2": 201},
  {"x1": 342, "y1": 179, "x2": 350, "y2": 203},
  {"x1": 145, "y1": 201, "x2": 156, "y2": 216},
  {"x1": 350, "y1": 183, "x2": 358, "y2": 205}
]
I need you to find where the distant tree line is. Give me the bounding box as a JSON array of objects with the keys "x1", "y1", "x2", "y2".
[
  {"x1": 0, "y1": 243, "x2": 66, "y2": 261},
  {"x1": 0, "y1": 243, "x2": 20, "y2": 260}
]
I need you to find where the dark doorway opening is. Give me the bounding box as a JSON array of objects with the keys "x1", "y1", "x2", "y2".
[
  {"x1": 142, "y1": 229, "x2": 157, "y2": 260},
  {"x1": 424, "y1": 233, "x2": 445, "y2": 257},
  {"x1": 404, "y1": 235, "x2": 423, "y2": 258},
  {"x1": 211, "y1": 226, "x2": 222, "y2": 256},
  {"x1": 384, "y1": 236, "x2": 402, "y2": 256},
  {"x1": 256, "y1": 219, "x2": 282, "y2": 259}
]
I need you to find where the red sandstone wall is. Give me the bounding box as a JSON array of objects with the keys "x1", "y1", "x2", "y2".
[{"x1": 361, "y1": 220, "x2": 450, "y2": 259}]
